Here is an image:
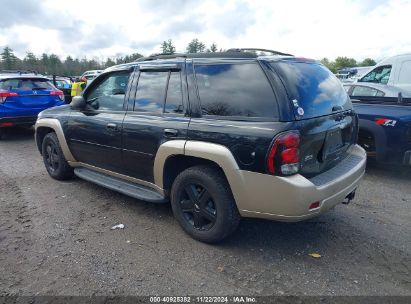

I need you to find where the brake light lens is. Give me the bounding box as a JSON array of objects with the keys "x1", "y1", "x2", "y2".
[
  {"x1": 267, "y1": 131, "x2": 301, "y2": 175},
  {"x1": 50, "y1": 90, "x2": 64, "y2": 101},
  {"x1": 0, "y1": 122, "x2": 14, "y2": 127},
  {"x1": 0, "y1": 91, "x2": 18, "y2": 103}
]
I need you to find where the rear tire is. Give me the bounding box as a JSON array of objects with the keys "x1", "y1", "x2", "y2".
[
  {"x1": 41, "y1": 132, "x2": 74, "y2": 180},
  {"x1": 170, "y1": 165, "x2": 240, "y2": 243}
]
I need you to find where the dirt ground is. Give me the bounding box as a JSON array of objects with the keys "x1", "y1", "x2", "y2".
[{"x1": 0, "y1": 127, "x2": 410, "y2": 296}]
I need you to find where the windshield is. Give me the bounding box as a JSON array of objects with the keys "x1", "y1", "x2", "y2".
[
  {"x1": 359, "y1": 65, "x2": 392, "y2": 84},
  {"x1": 270, "y1": 60, "x2": 352, "y2": 119}
]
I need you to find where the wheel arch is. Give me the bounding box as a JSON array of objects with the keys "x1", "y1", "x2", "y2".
[
  {"x1": 35, "y1": 118, "x2": 76, "y2": 162},
  {"x1": 358, "y1": 119, "x2": 387, "y2": 161},
  {"x1": 154, "y1": 140, "x2": 241, "y2": 195}
]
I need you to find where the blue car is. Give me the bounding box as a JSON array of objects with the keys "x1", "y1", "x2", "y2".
[{"x1": 0, "y1": 71, "x2": 65, "y2": 138}]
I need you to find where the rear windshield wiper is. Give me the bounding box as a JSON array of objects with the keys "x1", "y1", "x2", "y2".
[{"x1": 332, "y1": 105, "x2": 343, "y2": 112}]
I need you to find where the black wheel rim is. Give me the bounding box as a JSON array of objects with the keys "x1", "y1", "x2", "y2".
[
  {"x1": 45, "y1": 140, "x2": 60, "y2": 173},
  {"x1": 179, "y1": 183, "x2": 217, "y2": 231}
]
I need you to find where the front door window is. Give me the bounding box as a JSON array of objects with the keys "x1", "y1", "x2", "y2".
[{"x1": 86, "y1": 71, "x2": 131, "y2": 111}]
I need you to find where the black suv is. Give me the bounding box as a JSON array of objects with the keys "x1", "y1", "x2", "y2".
[{"x1": 35, "y1": 49, "x2": 366, "y2": 243}]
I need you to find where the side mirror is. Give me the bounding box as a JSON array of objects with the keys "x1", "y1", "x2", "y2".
[{"x1": 70, "y1": 96, "x2": 86, "y2": 110}]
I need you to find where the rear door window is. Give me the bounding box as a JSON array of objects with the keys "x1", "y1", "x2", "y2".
[
  {"x1": 133, "y1": 71, "x2": 169, "y2": 113},
  {"x1": 351, "y1": 86, "x2": 385, "y2": 97},
  {"x1": 270, "y1": 60, "x2": 351, "y2": 119},
  {"x1": 132, "y1": 70, "x2": 184, "y2": 114},
  {"x1": 0, "y1": 78, "x2": 55, "y2": 91},
  {"x1": 194, "y1": 63, "x2": 278, "y2": 119}
]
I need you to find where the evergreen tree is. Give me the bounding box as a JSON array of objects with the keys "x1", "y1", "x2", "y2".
[
  {"x1": 23, "y1": 51, "x2": 38, "y2": 72},
  {"x1": 209, "y1": 43, "x2": 218, "y2": 53},
  {"x1": 105, "y1": 58, "x2": 116, "y2": 68},
  {"x1": 186, "y1": 39, "x2": 206, "y2": 53},
  {"x1": 161, "y1": 39, "x2": 176, "y2": 54},
  {"x1": 1, "y1": 46, "x2": 20, "y2": 70}
]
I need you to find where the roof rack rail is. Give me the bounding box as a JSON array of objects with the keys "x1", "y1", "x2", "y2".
[
  {"x1": 226, "y1": 48, "x2": 293, "y2": 56},
  {"x1": 133, "y1": 49, "x2": 289, "y2": 63},
  {"x1": 135, "y1": 53, "x2": 187, "y2": 62},
  {"x1": 0, "y1": 69, "x2": 39, "y2": 75}
]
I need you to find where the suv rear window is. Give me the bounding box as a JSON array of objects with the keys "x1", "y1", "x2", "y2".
[
  {"x1": 0, "y1": 78, "x2": 55, "y2": 91},
  {"x1": 270, "y1": 60, "x2": 351, "y2": 119},
  {"x1": 194, "y1": 63, "x2": 278, "y2": 119}
]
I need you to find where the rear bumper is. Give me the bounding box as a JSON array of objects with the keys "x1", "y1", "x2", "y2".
[
  {"x1": 0, "y1": 116, "x2": 38, "y2": 127},
  {"x1": 233, "y1": 145, "x2": 366, "y2": 221}
]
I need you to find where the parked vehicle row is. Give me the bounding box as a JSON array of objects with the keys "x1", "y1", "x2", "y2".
[
  {"x1": 338, "y1": 54, "x2": 411, "y2": 166},
  {"x1": 48, "y1": 76, "x2": 73, "y2": 104},
  {"x1": 0, "y1": 70, "x2": 65, "y2": 138},
  {"x1": 357, "y1": 53, "x2": 411, "y2": 92},
  {"x1": 80, "y1": 70, "x2": 103, "y2": 81},
  {"x1": 0, "y1": 69, "x2": 106, "y2": 138},
  {"x1": 34, "y1": 49, "x2": 366, "y2": 243}
]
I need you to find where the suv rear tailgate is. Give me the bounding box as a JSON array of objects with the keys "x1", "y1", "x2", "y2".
[{"x1": 269, "y1": 58, "x2": 357, "y2": 177}]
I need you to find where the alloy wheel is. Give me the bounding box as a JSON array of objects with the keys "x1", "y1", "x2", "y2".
[
  {"x1": 44, "y1": 140, "x2": 60, "y2": 173},
  {"x1": 179, "y1": 183, "x2": 217, "y2": 231}
]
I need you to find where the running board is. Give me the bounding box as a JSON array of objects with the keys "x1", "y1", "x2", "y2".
[{"x1": 74, "y1": 167, "x2": 167, "y2": 203}]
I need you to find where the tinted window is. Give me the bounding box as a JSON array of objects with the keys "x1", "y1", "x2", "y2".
[
  {"x1": 134, "y1": 71, "x2": 168, "y2": 113},
  {"x1": 194, "y1": 63, "x2": 278, "y2": 118},
  {"x1": 351, "y1": 86, "x2": 385, "y2": 97},
  {"x1": 359, "y1": 65, "x2": 392, "y2": 84},
  {"x1": 271, "y1": 60, "x2": 351, "y2": 119},
  {"x1": 165, "y1": 72, "x2": 183, "y2": 113},
  {"x1": 0, "y1": 78, "x2": 55, "y2": 91},
  {"x1": 86, "y1": 71, "x2": 130, "y2": 111}
]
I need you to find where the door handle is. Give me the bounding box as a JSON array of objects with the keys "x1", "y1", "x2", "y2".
[
  {"x1": 164, "y1": 128, "x2": 178, "y2": 137},
  {"x1": 106, "y1": 123, "x2": 118, "y2": 131}
]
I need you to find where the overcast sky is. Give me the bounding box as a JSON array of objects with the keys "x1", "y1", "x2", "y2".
[{"x1": 0, "y1": 0, "x2": 410, "y2": 62}]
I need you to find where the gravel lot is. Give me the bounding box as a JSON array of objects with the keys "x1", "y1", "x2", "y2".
[{"x1": 0, "y1": 127, "x2": 410, "y2": 296}]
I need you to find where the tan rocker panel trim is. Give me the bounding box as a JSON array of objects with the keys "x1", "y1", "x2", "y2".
[{"x1": 35, "y1": 118, "x2": 77, "y2": 162}]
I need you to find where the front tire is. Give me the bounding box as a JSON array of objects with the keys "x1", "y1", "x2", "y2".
[
  {"x1": 41, "y1": 132, "x2": 74, "y2": 180},
  {"x1": 170, "y1": 165, "x2": 240, "y2": 243}
]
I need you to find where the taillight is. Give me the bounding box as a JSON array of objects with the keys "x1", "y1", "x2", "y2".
[
  {"x1": 50, "y1": 90, "x2": 64, "y2": 101},
  {"x1": 267, "y1": 131, "x2": 300, "y2": 176},
  {"x1": 0, "y1": 91, "x2": 18, "y2": 103}
]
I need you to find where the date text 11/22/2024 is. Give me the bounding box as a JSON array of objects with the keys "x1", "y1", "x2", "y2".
[{"x1": 149, "y1": 296, "x2": 257, "y2": 303}]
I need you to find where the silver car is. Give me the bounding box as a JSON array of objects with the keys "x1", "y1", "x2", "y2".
[{"x1": 343, "y1": 82, "x2": 411, "y2": 98}]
